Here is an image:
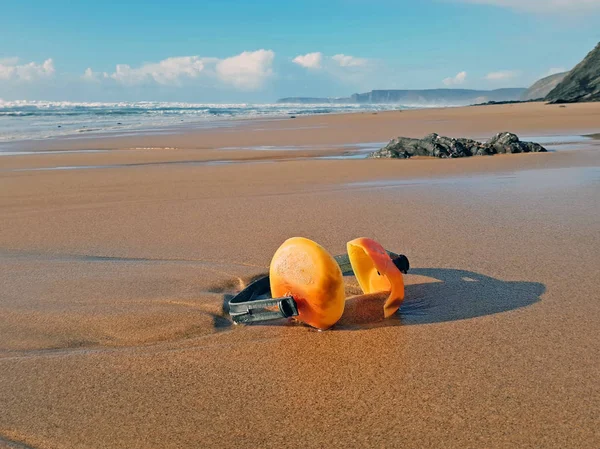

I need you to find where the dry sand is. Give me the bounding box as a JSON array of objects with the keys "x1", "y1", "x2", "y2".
[{"x1": 1, "y1": 102, "x2": 599, "y2": 448}]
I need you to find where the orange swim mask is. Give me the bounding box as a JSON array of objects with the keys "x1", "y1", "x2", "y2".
[{"x1": 228, "y1": 237, "x2": 409, "y2": 330}]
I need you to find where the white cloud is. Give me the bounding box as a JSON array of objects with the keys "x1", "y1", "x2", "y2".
[
  {"x1": 484, "y1": 70, "x2": 519, "y2": 81},
  {"x1": 332, "y1": 54, "x2": 368, "y2": 67},
  {"x1": 88, "y1": 50, "x2": 274, "y2": 90},
  {"x1": 443, "y1": 71, "x2": 467, "y2": 86},
  {"x1": 83, "y1": 67, "x2": 94, "y2": 79},
  {"x1": 293, "y1": 52, "x2": 323, "y2": 69},
  {"x1": 455, "y1": 0, "x2": 600, "y2": 13},
  {"x1": 215, "y1": 49, "x2": 275, "y2": 90},
  {"x1": 293, "y1": 53, "x2": 369, "y2": 70},
  {"x1": 106, "y1": 56, "x2": 207, "y2": 86},
  {"x1": 291, "y1": 52, "x2": 373, "y2": 89},
  {"x1": 0, "y1": 58, "x2": 55, "y2": 81},
  {"x1": 0, "y1": 57, "x2": 20, "y2": 66},
  {"x1": 544, "y1": 67, "x2": 567, "y2": 76},
  {"x1": 82, "y1": 67, "x2": 101, "y2": 82}
]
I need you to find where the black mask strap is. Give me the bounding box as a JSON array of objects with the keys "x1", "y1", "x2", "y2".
[{"x1": 334, "y1": 251, "x2": 409, "y2": 275}]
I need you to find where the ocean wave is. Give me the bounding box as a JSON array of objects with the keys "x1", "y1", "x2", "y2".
[
  {"x1": 0, "y1": 100, "x2": 410, "y2": 143},
  {"x1": 0, "y1": 99, "x2": 252, "y2": 109}
]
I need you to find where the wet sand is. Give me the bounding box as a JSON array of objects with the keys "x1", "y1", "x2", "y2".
[{"x1": 1, "y1": 102, "x2": 599, "y2": 448}]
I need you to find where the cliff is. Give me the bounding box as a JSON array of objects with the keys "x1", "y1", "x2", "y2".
[
  {"x1": 546, "y1": 42, "x2": 600, "y2": 103},
  {"x1": 277, "y1": 88, "x2": 526, "y2": 105},
  {"x1": 521, "y1": 72, "x2": 569, "y2": 101}
]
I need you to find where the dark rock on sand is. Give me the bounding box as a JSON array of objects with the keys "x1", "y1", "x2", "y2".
[
  {"x1": 486, "y1": 132, "x2": 546, "y2": 154},
  {"x1": 369, "y1": 132, "x2": 546, "y2": 159}
]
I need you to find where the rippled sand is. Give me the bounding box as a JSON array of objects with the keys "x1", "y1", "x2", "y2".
[{"x1": 1, "y1": 103, "x2": 599, "y2": 448}]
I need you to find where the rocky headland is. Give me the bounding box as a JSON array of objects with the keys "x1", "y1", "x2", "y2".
[
  {"x1": 277, "y1": 88, "x2": 526, "y2": 106},
  {"x1": 521, "y1": 72, "x2": 569, "y2": 101},
  {"x1": 546, "y1": 42, "x2": 600, "y2": 103}
]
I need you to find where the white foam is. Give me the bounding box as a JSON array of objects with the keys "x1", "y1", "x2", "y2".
[{"x1": 0, "y1": 101, "x2": 412, "y2": 143}]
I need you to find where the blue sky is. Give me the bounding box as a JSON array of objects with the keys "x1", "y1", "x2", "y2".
[{"x1": 0, "y1": 0, "x2": 598, "y2": 102}]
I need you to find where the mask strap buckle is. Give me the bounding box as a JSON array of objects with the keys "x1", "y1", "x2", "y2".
[{"x1": 228, "y1": 275, "x2": 298, "y2": 324}]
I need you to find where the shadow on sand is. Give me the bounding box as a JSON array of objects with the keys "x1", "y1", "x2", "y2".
[
  {"x1": 404, "y1": 268, "x2": 545, "y2": 324},
  {"x1": 338, "y1": 268, "x2": 545, "y2": 329},
  {"x1": 222, "y1": 268, "x2": 545, "y2": 330}
]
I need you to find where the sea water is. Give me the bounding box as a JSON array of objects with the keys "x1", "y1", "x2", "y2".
[{"x1": 0, "y1": 100, "x2": 408, "y2": 143}]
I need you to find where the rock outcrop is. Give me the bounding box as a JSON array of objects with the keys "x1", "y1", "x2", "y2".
[
  {"x1": 521, "y1": 72, "x2": 569, "y2": 101},
  {"x1": 546, "y1": 42, "x2": 600, "y2": 103},
  {"x1": 368, "y1": 132, "x2": 546, "y2": 159}
]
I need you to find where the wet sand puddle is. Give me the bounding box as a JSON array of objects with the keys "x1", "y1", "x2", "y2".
[
  {"x1": 3, "y1": 135, "x2": 597, "y2": 172},
  {"x1": 347, "y1": 166, "x2": 600, "y2": 192}
]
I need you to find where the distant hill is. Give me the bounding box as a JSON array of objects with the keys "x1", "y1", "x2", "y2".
[
  {"x1": 277, "y1": 88, "x2": 526, "y2": 106},
  {"x1": 546, "y1": 42, "x2": 600, "y2": 103},
  {"x1": 277, "y1": 97, "x2": 348, "y2": 104},
  {"x1": 521, "y1": 72, "x2": 569, "y2": 101}
]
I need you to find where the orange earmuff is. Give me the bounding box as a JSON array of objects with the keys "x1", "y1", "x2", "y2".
[
  {"x1": 269, "y1": 237, "x2": 345, "y2": 330},
  {"x1": 228, "y1": 237, "x2": 409, "y2": 329},
  {"x1": 347, "y1": 237, "x2": 405, "y2": 318}
]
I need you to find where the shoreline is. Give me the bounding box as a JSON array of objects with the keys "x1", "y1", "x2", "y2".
[
  {"x1": 1, "y1": 102, "x2": 598, "y2": 172},
  {"x1": 2, "y1": 102, "x2": 600, "y2": 153}
]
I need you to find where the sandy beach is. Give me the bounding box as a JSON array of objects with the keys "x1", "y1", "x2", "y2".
[{"x1": 1, "y1": 102, "x2": 599, "y2": 448}]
